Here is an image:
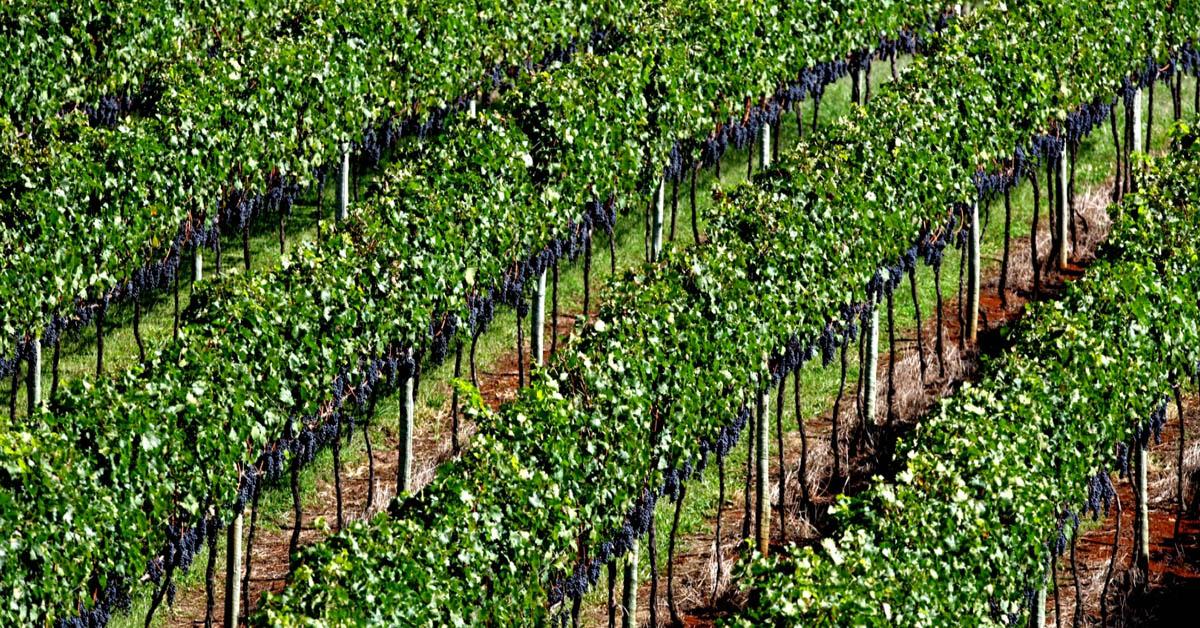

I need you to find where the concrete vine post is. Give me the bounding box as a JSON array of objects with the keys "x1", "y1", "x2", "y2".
[
  {"x1": 759, "y1": 122, "x2": 771, "y2": 169},
  {"x1": 397, "y1": 373, "x2": 415, "y2": 494},
  {"x1": 28, "y1": 337, "x2": 42, "y2": 413},
  {"x1": 754, "y1": 376, "x2": 771, "y2": 556},
  {"x1": 531, "y1": 269, "x2": 547, "y2": 367},
  {"x1": 336, "y1": 144, "x2": 351, "y2": 222},
  {"x1": 1057, "y1": 141, "x2": 1069, "y2": 269},
  {"x1": 651, "y1": 178, "x2": 666, "y2": 262},
  {"x1": 1136, "y1": 439, "x2": 1150, "y2": 575},
  {"x1": 622, "y1": 540, "x2": 639, "y2": 628},
  {"x1": 864, "y1": 290, "x2": 881, "y2": 430},
  {"x1": 223, "y1": 509, "x2": 244, "y2": 628},
  {"x1": 194, "y1": 242, "x2": 204, "y2": 283},
  {"x1": 1132, "y1": 88, "x2": 1144, "y2": 174}
]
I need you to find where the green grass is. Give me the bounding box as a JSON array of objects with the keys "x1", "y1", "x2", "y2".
[{"x1": 9, "y1": 56, "x2": 1191, "y2": 626}]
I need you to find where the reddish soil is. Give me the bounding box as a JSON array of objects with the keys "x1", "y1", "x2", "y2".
[
  {"x1": 602, "y1": 188, "x2": 1116, "y2": 627},
  {"x1": 1046, "y1": 395, "x2": 1200, "y2": 627},
  {"x1": 165, "y1": 302, "x2": 586, "y2": 625}
]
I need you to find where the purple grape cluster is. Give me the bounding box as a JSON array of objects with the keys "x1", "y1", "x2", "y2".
[
  {"x1": 1030, "y1": 135, "x2": 1063, "y2": 166},
  {"x1": 1085, "y1": 470, "x2": 1117, "y2": 520},
  {"x1": 1052, "y1": 515, "x2": 1069, "y2": 557},
  {"x1": 234, "y1": 464, "x2": 259, "y2": 513},
  {"x1": 0, "y1": 355, "x2": 15, "y2": 381},
  {"x1": 84, "y1": 95, "x2": 127, "y2": 128},
  {"x1": 1134, "y1": 397, "x2": 1170, "y2": 447},
  {"x1": 1065, "y1": 98, "x2": 1113, "y2": 147},
  {"x1": 711, "y1": 405, "x2": 751, "y2": 460},
  {"x1": 161, "y1": 514, "x2": 210, "y2": 583},
  {"x1": 429, "y1": 314, "x2": 463, "y2": 364},
  {"x1": 81, "y1": 79, "x2": 161, "y2": 127},
  {"x1": 53, "y1": 577, "x2": 129, "y2": 628},
  {"x1": 1138, "y1": 55, "x2": 1161, "y2": 88},
  {"x1": 1116, "y1": 441, "x2": 1131, "y2": 479},
  {"x1": 973, "y1": 169, "x2": 1008, "y2": 197},
  {"x1": 867, "y1": 268, "x2": 888, "y2": 303},
  {"x1": 918, "y1": 218, "x2": 953, "y2": 268},
  {"x1": 665, "y1": 142, "x2": 686, "y2": 183},
  {"x1": 1176, "y1": 41, "x2": 1200, "y2": 77},
  {"x1": 770, "y1": 335, "x2": 809, "y2": 384},
  {"x1": 1122, "y1": 75, "x2": 1139, "y2": 110},
  {"x1": 988, "y1": 589, "x2": 1034, "y2": 627},
  {"x1": 818, "y1": 323, "x2": 838, "y2": 366}
]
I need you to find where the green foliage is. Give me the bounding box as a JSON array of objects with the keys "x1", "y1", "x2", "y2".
[
  {"x1": 0, "y1": 0, "x2": 941, "y2": 366},
  {"x1": 255, "y1": 2, "x2": 1200, "y2": 625},
  {"x1": 0, "y1": 0, "x2": 948, "y2": 624},
  {"x1": 734, "y1": 136, "x2": 1200, "y2": 626},
  {"x1": 0, "y1": 0, "x2": 645, "y2": 359}
]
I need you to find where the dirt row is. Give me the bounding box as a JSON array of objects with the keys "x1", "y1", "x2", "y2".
[{"x1": 611, "y1": 186, "x2": 1126, "y2": 626}]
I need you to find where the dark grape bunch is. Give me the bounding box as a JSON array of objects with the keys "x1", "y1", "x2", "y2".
[
  {"x1": 1116, "y1": 441, "x2": 1131, "y2": 479},
  {"x1": 988, "y1": 588, "x2": 1038, "y2": 627},
  {"x1": 1133, "y1": 397, "x2": 1170, "y2": 447},
  {"x1": 1049, "y1": 508, "x2": 1080, "y2": 559},
  {"x1": 1085, "y1": 470, "x2": 1117, "y2": 520},
  {"x1": 52, "y1": 577, "x2": 129, "y2": 628},
  {"x1": 80, "y1": 79, "x2": 162, "y2": 128}
]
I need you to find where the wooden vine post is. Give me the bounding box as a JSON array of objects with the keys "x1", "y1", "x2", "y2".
[
  {"x1": 1057, "y1": 141, "x2": 1069, "y2": 269},
  {"x1": 1136, "y1": 437, "x2": 1150, "y2": 575},
  {"x1": 224, "y1": 508, "x2": 244, "y2": 628},
  {"x1": 864, "y1": 278, "x2": 881, "y2": 427},
  {"x1": 397, "y1": 372, "x2": 415, "y2": 494},
  {"x1": 967, "y1": 198, "x2": 981, "y2": 344},
  {"x1": 1132, "y1": 88, "x2": 1144, "y2": 172},
  {"x1": 336, "y1": 144, "x2": 351, "y2": 222},
  {"x1": 651, "y1": 179, "x2": 666, "y2": 262},
  {"x1": 531, "y1": 269, "x2": 547, "y2": 367},
  {"x1": 621, "y1": 539, "x2": 639, "y2": 628},
  {"x1": 754, "y1": 357, "x2": 771, "y2": 556}
]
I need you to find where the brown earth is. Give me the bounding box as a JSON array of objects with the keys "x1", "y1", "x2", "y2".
[
  {"x1": 603, "y1": 186, "x2": 1117, "y2": 627},
  {"x1": 165, "y1": 295, "x2": 586, "y2": 625},
  {"x1": 1044, "y1": 394, "x2": 1200, "y2": 627}
]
